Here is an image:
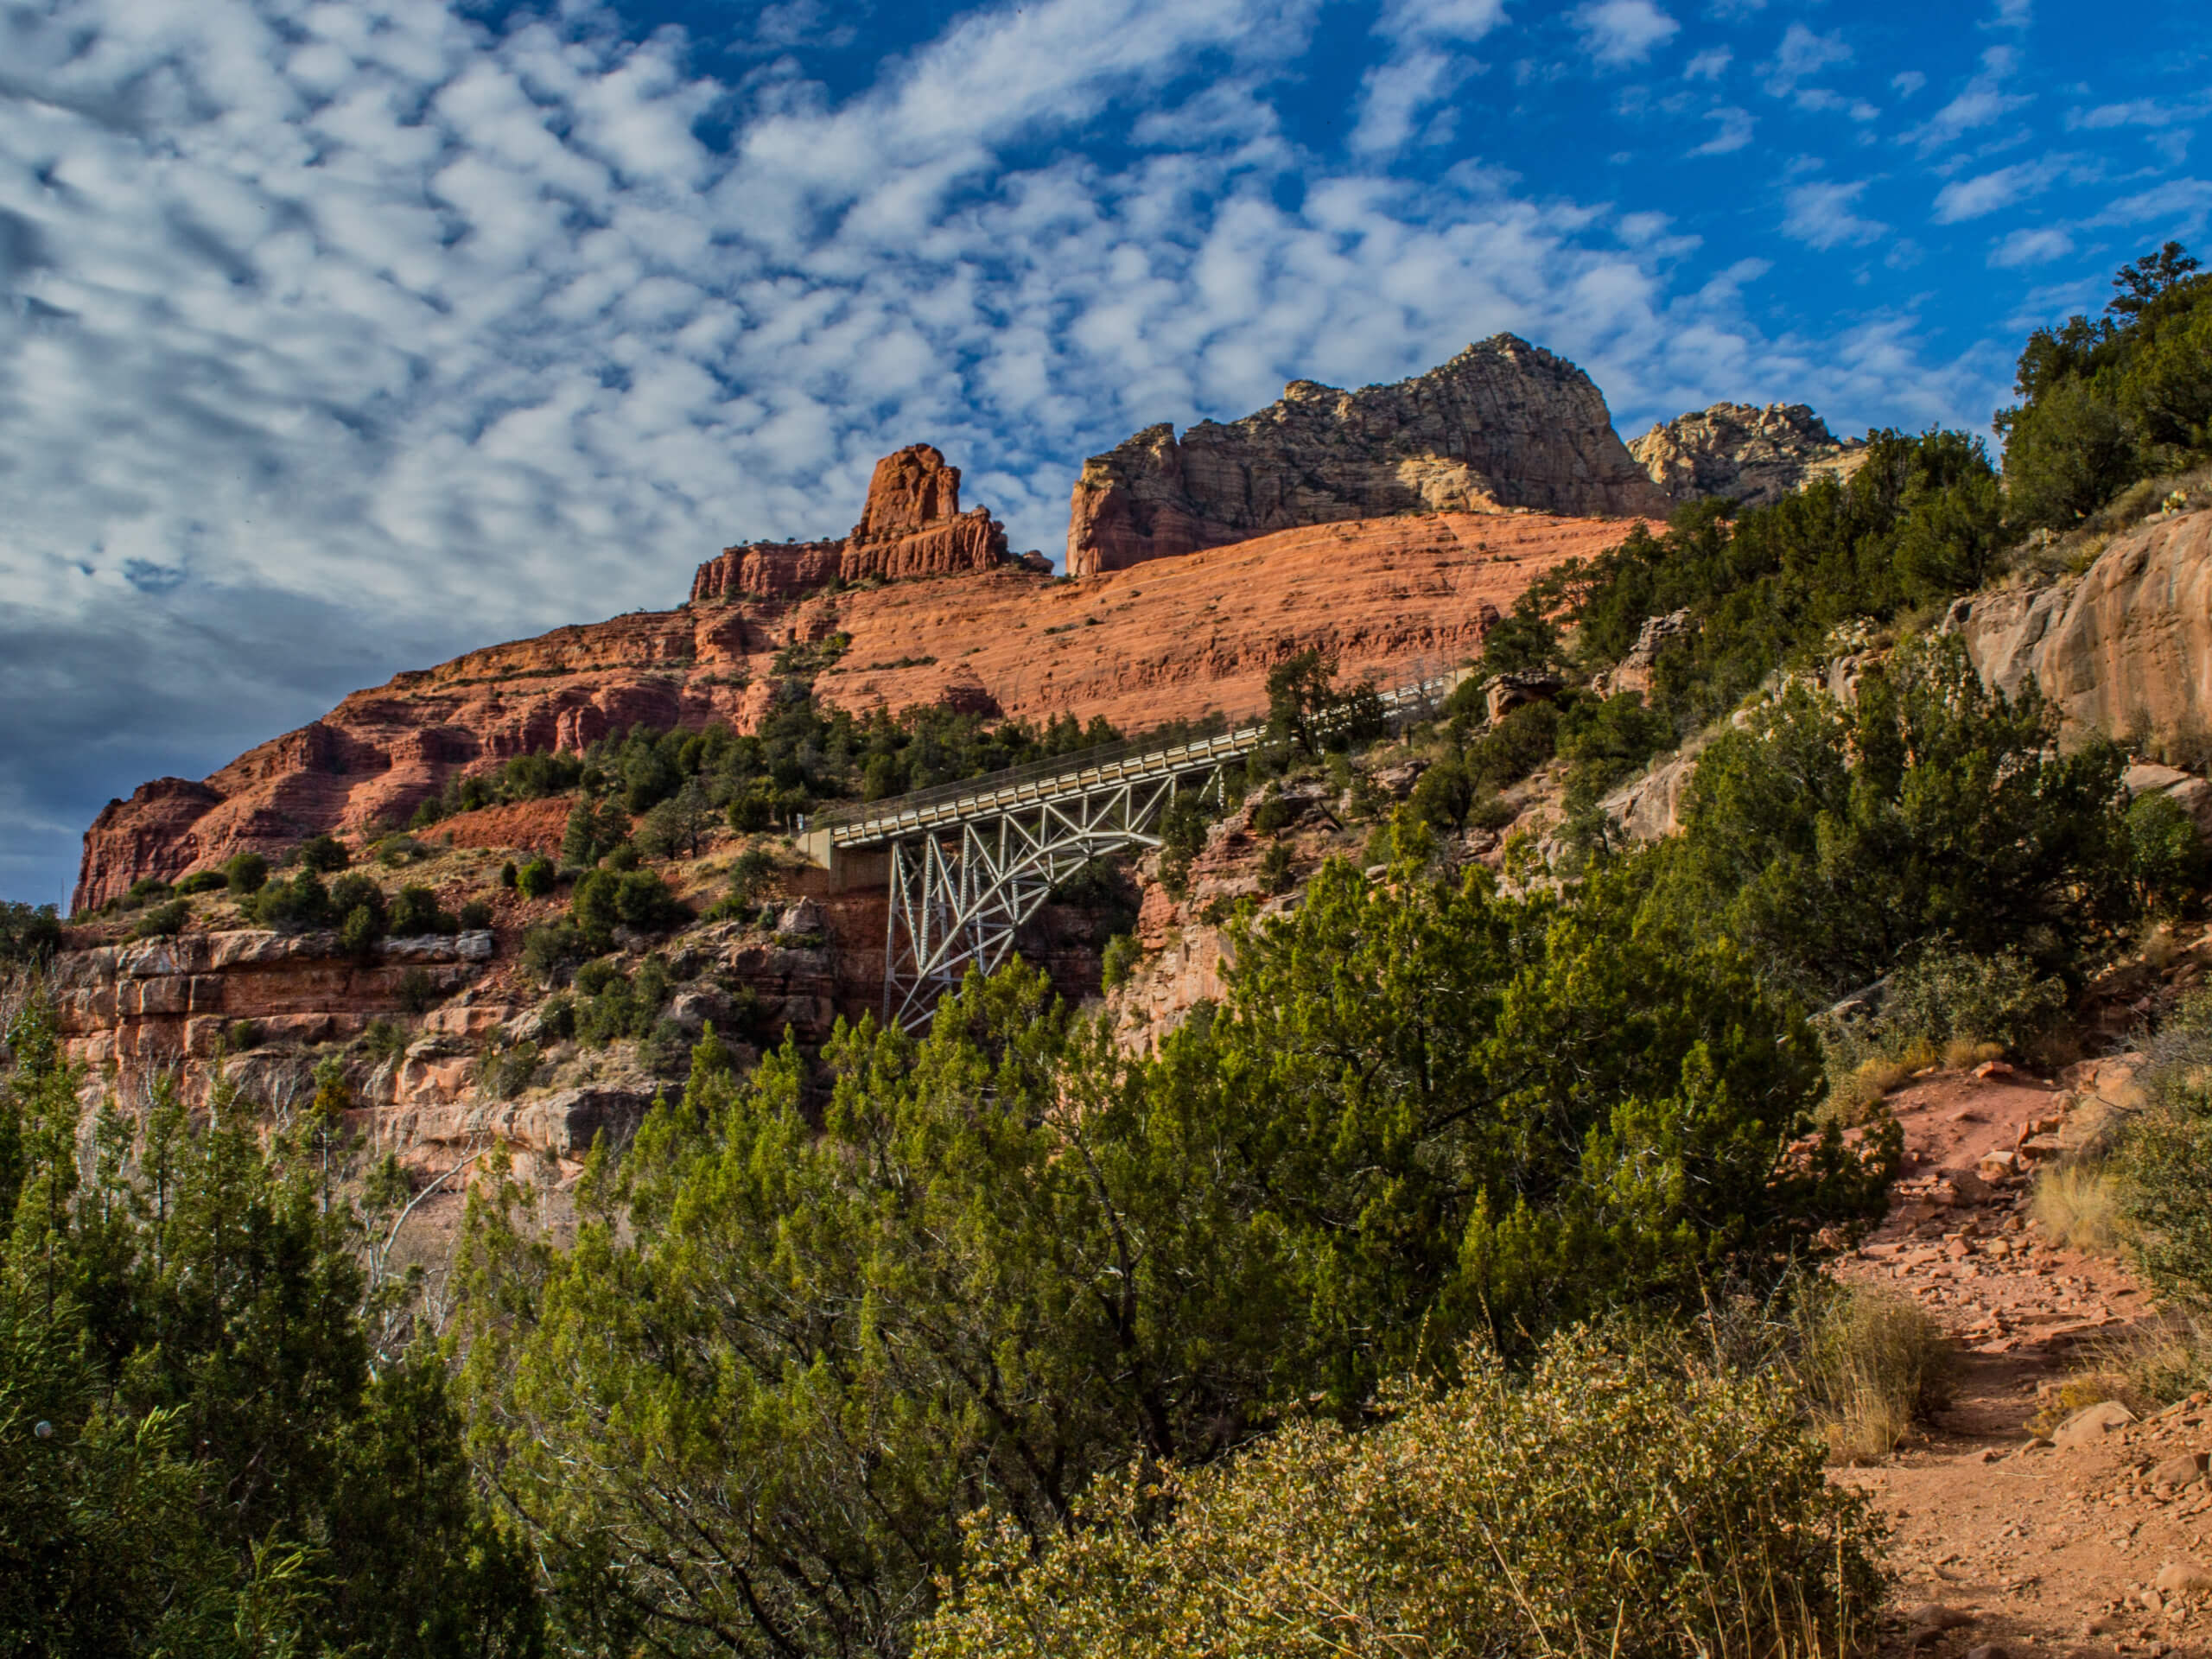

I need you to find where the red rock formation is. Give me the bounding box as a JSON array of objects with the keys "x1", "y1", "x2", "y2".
[
  {"x1": 690, "y1": 444, "x2": 1012, "y2": 603},
  {"x1": 1948, "y1": 507, "x2": 2212, "y2": 741},
  {"x1": 75, "y1": 505, "x2": 1649, "y2": 912},
  {"x1": 1065, "y1": 336, "x2": 1669, "y2": 576}
]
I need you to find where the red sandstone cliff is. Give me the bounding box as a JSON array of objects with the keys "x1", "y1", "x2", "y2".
[
  {"x1": 1065, "y1": 335, "x2": 1669, "y2": 577},
  {"x1": 690, "y1": 443, "x2": 1014, "y2": 602},
  {"x1": 76, "y1": 502, "x2": 1647, "y2": 911}
]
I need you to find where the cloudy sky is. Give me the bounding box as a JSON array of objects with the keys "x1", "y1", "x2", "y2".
[{"x1": 2, "y1": 0, "x2": 2205, "y2": 905}]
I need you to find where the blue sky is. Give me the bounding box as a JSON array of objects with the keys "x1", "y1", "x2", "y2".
[{"x1": 2, "y1": 0, "x2": 2207, "y2": 906}]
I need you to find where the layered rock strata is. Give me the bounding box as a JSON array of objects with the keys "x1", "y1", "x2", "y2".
[
  {"x1": 690, "y1": 443, "x2": 1011, "y2": 602},
  {"x1": 1629, "y1": 402, "x2": 1866, "y2": 509},
  {"x1": 1065, "y1": 335, "x2": 1669, "y2": 576},
  {"x1": 78, "y1": 508, "x2": 1644, "y2": 911}
]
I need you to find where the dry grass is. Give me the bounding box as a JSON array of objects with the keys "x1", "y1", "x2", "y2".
[
  {"x1": 2029, "y1": 1318, "x2": 2212, "y2": 1433},
  {"x1": 2031, "y1": 1159, "x2": 2126, "y2": 1254},
  {"x1": 1818, "y1": 1041, "x2": 1938, "y2": 1128},
  {"x1": 1789, "y1": 1281, "x2": 1955, "y2": 1465}
]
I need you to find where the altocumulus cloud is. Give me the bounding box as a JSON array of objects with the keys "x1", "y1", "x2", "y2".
[{"x1": 0, "y1": 0, "x2": 2003, "y2": 901}]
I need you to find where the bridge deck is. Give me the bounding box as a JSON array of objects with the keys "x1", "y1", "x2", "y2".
[{"x1": 799, "y1": 668, "x2": 1465, "y2": 861}]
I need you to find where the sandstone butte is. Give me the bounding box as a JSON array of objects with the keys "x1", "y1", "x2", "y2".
[
  {"x1": 1063, "y1": 333, "x2": 1672, "y2": 577},
  {"x1": 75, "y1": 486, "x2": 1650, "y2": 910}
]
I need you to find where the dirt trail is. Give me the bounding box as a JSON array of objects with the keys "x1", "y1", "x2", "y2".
[{"x1": 1834, "y1": 1065, "x2": 2212, "y2": 1656}]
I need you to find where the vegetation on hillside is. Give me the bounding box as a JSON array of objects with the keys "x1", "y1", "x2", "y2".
[{"x1": 17, "y1": 239, "x2": 2212, "y2": 1656}]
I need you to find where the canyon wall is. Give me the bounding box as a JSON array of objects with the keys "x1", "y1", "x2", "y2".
[
  {"x1": 76, "y1": 506, "x2": 1646, "y2": 910},
  {"x1": 1064, "y1": 334, "x2": 1669, "y2": 576},
  {"x1": 1629, "y1": 402, "x2": 1867, "y2": 509}
]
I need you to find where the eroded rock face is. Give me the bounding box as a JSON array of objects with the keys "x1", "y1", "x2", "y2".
[
  {"x1": 1947, "y1": 508, "x2": 2212, "y2": 741},
  {"x1": 1629, "y1": 402, "x2": 1866, "y2": 509},
  {"x1": 76, "y1": 507, "x2": 1642, "y2": 910},
  {"x1": 690, "y1": 444, "x2": 1013, "y2": 602},
  {"x1": 1065, "y1": 335, "x2": 1669, "y2": 576}
]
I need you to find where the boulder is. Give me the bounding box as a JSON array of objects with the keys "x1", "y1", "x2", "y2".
[{"x1": 2051, "y1": 1399, "x2": 2137, "y2": 1448}]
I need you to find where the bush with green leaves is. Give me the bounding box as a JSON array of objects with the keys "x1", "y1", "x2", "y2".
[
  {"x1": 1643, "y1": 633, "x2": 2128, "y2": 1001},
  {"x1": 1520, "y1": 428, "x2": 2010, "y2": 741},
  {"x1": 2127, "y1": 790, "x2": 2209, "y2": 914},
  {"x1": 2115, "y1": 991, "x2": 2212, "y2": 1307},
  {"x1": 389, "y1": 884, "x2": 455, "y2": 937},
  {"x1": 252, "y1": 871, "x2": 331, "y2": 933},
  {"x1": 296, "y1": 832, "x2": 351, "y2": 873},
  {"x1": 224, "y1": 850, "x2": 270, "y2": 897},
  {"x1": 0, "y1": 903, "x2": 60, "y2": 966},
  {"x1": 570, "y1": 868, "x2": 688, "y2": 949},
  {"x1": 119, "y1": 875, "x2": 172, "y2": 911},
  {"x1": 1099, "y1": 931, "x2": 1141, "y2": 990},
  {"x1": 461, "y1": 851, "x2": 1891, "y2": 1656},
  {"x1": 1873, "y1": 946, "x2": 2069, "y2": 1058},
  {"x1": 2000, "y1": 242, "x2": 2211, "y2": 528},
  {"x1": 125, "y1": 899, "x2": 189, "y2": 941},
  {"x1": 173, "y1": 869, "x2": 227, "y2": 896},
  {"x1": 0, "y1": 1001, "x2": 541, "y2": 1656},
  {"x1": 515, "y1": 856, "x2": 556, "y2": 899},
  {"x1": 918, "y1": 1326, "x2": 1887, "y2": 1659}
]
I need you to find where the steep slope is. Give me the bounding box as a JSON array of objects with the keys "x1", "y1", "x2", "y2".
[
  {"x1": 76, "y1": 503, "x2": 1644, "y2": 910},
  {"x1": 1629, "y1": 401, "x2": 1867, "y2": 508},
  {"x1": 1064, "y1": 335, "x2": 1668, "y2": 576}
]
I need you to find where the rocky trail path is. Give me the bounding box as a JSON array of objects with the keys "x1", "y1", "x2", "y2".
[{"x1": 1834, "y1": 1063, "x2": 2212, "y2": 1657}]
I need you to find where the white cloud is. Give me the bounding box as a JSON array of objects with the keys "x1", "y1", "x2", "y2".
[
  {"x1": 2069, "y1": 96, "x2": 2212, "y2": 131},
  {"x1": 1891, "y1": 71, "x2": 1927, "y2": 98},
  {"x1": 1989, "y1": 0, "x2": 2031, "y2": 26},
  {"x1": 0, "y1": 0, "x2": 2017, "y2": 903},
  {"x1": 1572, "y1": 0, "x2": 1680, "y2": 68},
  {"x1": 1783, "y1": 179, "x2": 1887, "y2": 249},
  {"x1": 1692, "y1": 106, "x2": 1755, "y2": 155},
  {"x1": 1904, "y1": 46, "x2": 2033, "y2": 154},
  {"x1": 1684, "y1": 47, "x2": 1731, "y2": 81},
  {"x1": 1989, "y1": 226, "x2": 2075, "y2": 266},
  {"x1": 1762, "y1": 24, "x2": 1851, "y2": 97},
  {"x1": 1931, "y1": 157, "x2": 2064, "y2": 222},
  {"x1": 1350, "y1": 49, "x2": 1471, "y2": 156},
  {"x1": 1351, "y1": 0, "x2": 1505, "y2": 156}
]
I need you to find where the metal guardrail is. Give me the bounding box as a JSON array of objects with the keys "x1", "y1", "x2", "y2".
[{"x1": 813, "y1": 666, "x2": 1466, "y2": 851}]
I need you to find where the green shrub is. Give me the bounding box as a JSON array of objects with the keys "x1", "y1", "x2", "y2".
[
  {"x1": 521, "y1": 922, "x2": 586, "y2": 987},
  {"x1": 376, "y1": 836, "x2": 429, "y2": 868},
  {"x1": 251, "y1": 872, "x2": 330, "y2": 933},
  {"x1": 499, "y1": 860, "x2": 519, "y2": 891},
  {"x1": 918, "y1": 1326, "x2": 1887, "y2": 1659},
  {"x1": 2116, "y1": 990, "x2": 2212, "y2": 1303},
  {"x1": 481, "y1": 1043, "x2": 541, "y2": 1100},
  {"x1": 127, "y1": 899, "x2": 189, "y2": 941},
  {"x1": 1257, "y1": 840, "x2": 1294, "y2": 893},
  {"x1": 0, "y1": 902, "x2": 61, "y2": 965},
  {"x1": 173, "y1": 870, "x2": 226, "y2": 896},
  {"x1": 338, "y1": 906, "x2": 381, "y2": 963},
  {"x1": 122, "y1": 876, "x2": 172, "y2": 911},
  {"x1": 458, "y1": 899, "x2": 494, "y2": 931},
  {"x1": 223, "y1": 851, "x2": 269, "y2": 897},
  {"x1": 1249, "y1": 791, "x2": 1294, "y2": 835},
  {"x1": 2128, "y1": 791, "x2": 2208, "y2": 913},
  {"x1": 515, "y1": 857, "x2": 556, "y2": 899},
  {"x1": 328, "y1": 873, "x2": 385, "y2": 930},
  {"x1": 1649, "y1": 633, "x2": 2127, "y2": 1001},
  {"x1": 296, "y1": 833, "x2": 350, "y2": 874},
  {"x1": 1100, "y1": 931, "x2": 1141, "y2": 990},
  {"x1": 1464, "y1": 698, "x2": 1559, "y2": 792},
  {"x1": 389, "y1": 886, "x2": 454, "y2": 937},
  {"x1": 396, "y1": 967, "x2": 440, "y2": 1015}
]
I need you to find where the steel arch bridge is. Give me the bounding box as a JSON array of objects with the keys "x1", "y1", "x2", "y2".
[{"x1": 798, "y1": 666, "x2": 1465, "y2": 1033}]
